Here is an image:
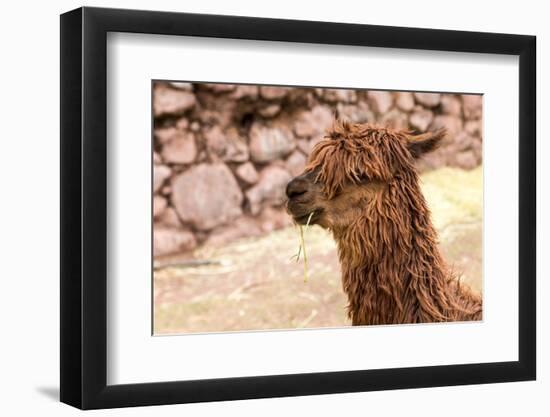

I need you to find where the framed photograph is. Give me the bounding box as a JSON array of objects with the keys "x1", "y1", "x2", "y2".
[{"x1": 60, "y1": 6, "x2": 536, "y2": 409}]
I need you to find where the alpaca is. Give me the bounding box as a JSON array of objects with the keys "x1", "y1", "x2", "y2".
[{"x1": 285, "y1": 121, "x2": 482, "y2": 325}]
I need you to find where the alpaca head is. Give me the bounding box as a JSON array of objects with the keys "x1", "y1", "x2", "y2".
[{"x1": 285, "y1": 121, "x2": 446, "y2": 235}]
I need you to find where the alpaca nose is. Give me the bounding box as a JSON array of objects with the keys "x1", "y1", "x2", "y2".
[{"x1": 286, "y1": 177, "x2": 308, "y2": 199}]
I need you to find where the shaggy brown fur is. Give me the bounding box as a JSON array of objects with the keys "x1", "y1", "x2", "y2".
[{"x1": 286, "y1": 121, "x2": 482, "y2": 325}]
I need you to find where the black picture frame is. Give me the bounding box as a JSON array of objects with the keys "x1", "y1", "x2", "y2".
[{"x1": 60, "y1": 6, "x2": 536, "y2": 410}]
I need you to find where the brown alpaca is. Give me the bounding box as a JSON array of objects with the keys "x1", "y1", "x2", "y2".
[{"x1": 286, "y1": 121, "x2": 482, "y2": 325}]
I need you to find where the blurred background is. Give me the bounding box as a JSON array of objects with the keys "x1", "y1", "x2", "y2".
[{"x1": 152, "y1": 82, "x2": 483, "y2": 334}]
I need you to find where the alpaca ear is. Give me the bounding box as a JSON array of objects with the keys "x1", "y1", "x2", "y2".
[{"x1": 407, "y1": 128, "x2": 446, "y2": 158}]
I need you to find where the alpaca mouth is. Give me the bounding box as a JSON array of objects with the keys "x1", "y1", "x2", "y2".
[
  {"x1": 285, "y1": 194, "x2": 322, "y2": 224},
  {"x1": 290, "y1": 209, "x2": 322, "y2": 225},
  {"x1": 294, "y1": 213, "x2": 316, "y2": 225}
]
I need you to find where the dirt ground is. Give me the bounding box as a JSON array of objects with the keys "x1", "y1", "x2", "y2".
[{"x1": 154, "y1": 166, "x2": 483, "y2": 335}]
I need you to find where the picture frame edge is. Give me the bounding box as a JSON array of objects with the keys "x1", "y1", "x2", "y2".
[{"x1": 60, "y1": 6, "x2": 537, "y2": 410}]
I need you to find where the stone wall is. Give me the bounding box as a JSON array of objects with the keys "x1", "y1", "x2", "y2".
[{"x1": 153, "y1": 82, "x2": 483, "y2": 257}]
